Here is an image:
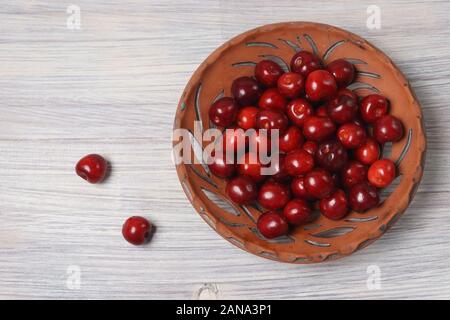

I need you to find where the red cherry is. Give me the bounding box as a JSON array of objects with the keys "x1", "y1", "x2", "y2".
[
  {"x1": 316, "y1": 140, "x2": 348, "y2": 172},
  {"x1": 258, "y1": 180, "x2": 291, "y2": 210},
  {"x1": 221, "y1": 127, "x2": 247, "y2": 155},
  {"x1": 354, "y1": 137, "x2": 380, "y2": 165},
  {"x1": 255, "y1": 60, "x2": 284, "y2": 87},
  {"x1": 279, "y1": 126, "x2": 304, "y2": 153},
  {"x1": 368, "y1": 159, "x2": 396, "y2": 188},
  {"x1": 326, "y1": 59, "x2": 355, "y2": 88},
  {"x1": 305, "y1": 168, "x2": 336, "y2": 199},
  {"x1": 286, "y1": 98, "x2": 314, "y2": 127},
  {"x1": 209, "y1": 97, "x2": 238, "y2": 127},
  {"x1": 226, "y1": 176, "x2": 258, "y2": 205},
  {"x1": 360, "y1": 94, "x2": 389, "y2": 123},
  {"x1": 305, "y1": 70, "x2": 338, "y2": 102},
  {"x1": 315, "y1": 105, "x2": 328, "y2": 117},
  {"x1": 327, "y1": 94, "x2": 358, "y2": 124},
  {"x1": 277, "y1": 72, "x2": 305, "y2": 99},
  {"x1": 237, "y1": 106, "x2": 258, "y2": 129},
  {"x1": 303, "y1": 116, "x2": 336, "y2": 141},
  {"x1": 341, "y1": 161, "x2": 368, "y2": 188},
  {"x1": 257, "y1": 211, "x2": 289, "y2": 239},
  {"x1": 283, "y1": 199, "x2": 311, "y2": 225},
  {"x1": 319, "y1": 189, "x2": 349, "y2": 220},
  {"x1": 207, "y1": 150, "x2": 236, "y2": 178},
  {"x1": 231, "y1": 76, "x2": 261, "y2": 106},
  {"x1": 122, "y1": 216, "x2": 152, "y2": 245},
  {"x1": 373, "y1": 115, "x2": 404, "y2": 143},
  {"x1": 237, "y1": 152, "x2": 266, "y2": 183},
  {"x1": 337, "y1": 88, "x2": 358, "y2": 101},
  {"x1": 302, "y1": 140, "x2": 318, "y2": 156},
  {"x1": 258, "y1": 88, "x2": 287, "y2": 112},
  {"x1": 75, "y1": 154, "x2": 108, "y2": 184},
  {"x1": 291, "y1": 176, "x2": 314, "y2": 200},
  {"x1": 349, "y1": 182, "x2": 379, "y2": 212},
  {"x1": 271, "y1": 154, "x2": 290, "y2": 182},
  {"x1": 284, "y1": 149, "x2": 315, "y2": 176},
  {"x1": 337, "y1": 123, "x2": 367, "y2": 149},
  {"x1": 256, "y1": 109, "x2": 289, "y2": 135},
  {"x1": 290, "y1": 51, "x2": 322, "y2": 78},
  {"x1": 248, "y1": 129, "x2": 271, "y2": 155}
]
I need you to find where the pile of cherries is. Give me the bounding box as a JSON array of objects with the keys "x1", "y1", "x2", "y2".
[{"x1": 207, "y1": 50, "x2": 404, "y2": 240}]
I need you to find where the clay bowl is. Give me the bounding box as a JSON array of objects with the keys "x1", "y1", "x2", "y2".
[{"x1": 173, "y1": 22, "x2": 426, "y2": 263}]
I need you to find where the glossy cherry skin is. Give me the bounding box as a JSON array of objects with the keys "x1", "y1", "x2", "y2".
[
  {"x1": 209, "y1": 97, "x2": 238, "y2": 127},
  {"x1": 226, "y1": 176, "x2": 258, "y2": 205},
  {"x1": 257, "y1": 211, "x2": 289, "y2": 239},
  {"x1": 122, "y1": 216, "x2": 152, "y2": 245},
  {"x1": 354, "y1": 138, "x2": 380, "y2": 165},
  {"x1": 237, "y1": 152, "x2": 266, "y2": 183},
  {"x1": 248, "y1": 129, "x2": 271, "y2": 156},
  {"x1": 258, "y1": 88, "x2": 287, "y2": 112},
  {"x1": 302, "y1": 140, "x2": 318, "y2": 156},
  {"x1": 283, "y1": 199, "x2": 311, "y2": 225},
  {"x1": 207, "y1": 150, "x2": 236, "y2": 178},
  {"x1": 360, "y1": 94, "x2": 389, "y2": 123},
  {"x1": 341, "y1": 161, "x2": 368, "y2": 188},
  {"x1": 316, "y1": 140, "x2": 348, "y2": 172},
  {"x1": 271, "y1": 154, "x2": 290, "y2": 182},
  {"x1": 221, "y1": 127, "x2": 247, "y2": 155},
  {"x1": 284, "y1": 149, "x2": 315, "y2": 176},
  {"x1": 258, "y1": 180, "x2": 291, "y2": 210},
  {"x1": 75, "y1": 154, "x2": 108, "y2": 184},
  {"x1": 286, "y1": 98, "x2": 313, "y2": 127},
  {"x1": 277, "y1": 72, "x2": 305, "y2": 99},
  {"x1": 237, "y1": 106, "x2": 258, "y2": 129},
  {"x1": 327, "y1": 94, "x2": 358, "y2": 124},
  {"x1": 373, "y1": 115, "x2": 404, "y2": 143},
  {"x1": 303, "y1": 116, "x2": 336, "y2": 142},
  {"x1": 368, "y1": 159, "x2": 396, "y2": 188},
  {"x1": 290, "y1": 51, "x2": 323, "y2": 78},
  {"x1": 291, "y1": 176, "x2": 314, "y2": 200},
  {"x1": 326, "y1": 59, "x2": 355, "y2": 88},
  {"x1": 304, "y1": 168, "x2": 336, "y2": 199},
  {"x1": 231, "y1": 76, "x2": 261, "y2": 106},
  {"x1": 255, "y1": 60, "x2": 283, "y2": 87},
  {"x1": 337, "y1": 123, "x2": 367, "y2": 149},
  {"x1": 348, "y1": 182, "x2": 379, "y2": 212},
  {"x1": 319, "y1": 189, "x2": 349, "y2": 220},
  {"x1": 256, "y1": 109, "x2": 289, "y2": 135},
  {"x1": 279, "y1": 126, "x2": 304, "y2": 153},
  {"x1": 305, "y1": 70, "x2": 338, "y2": 102}
]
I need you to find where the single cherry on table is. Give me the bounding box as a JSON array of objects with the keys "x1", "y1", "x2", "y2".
[
  {"x1": 122, "y1": 216, "x2": 152, "y2": 246},
  {"x1": 76, "y1": 154, "x2": 108, "y2": 184}
]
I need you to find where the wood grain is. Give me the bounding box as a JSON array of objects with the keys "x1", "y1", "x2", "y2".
[{"x1": 1, "y1": 0, "x2": 450, "y2": 299}]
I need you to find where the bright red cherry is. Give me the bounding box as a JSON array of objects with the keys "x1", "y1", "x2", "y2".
[
  {"x1": 341, "y1": 161, "x2": 368, "y2": 188},
  {"x1": 237, "y1": 152, "x2": 266, "y2": 183},
  {"x1": 303, "y1": 116, "x2": 336, "y2": 141},
  {"x1": 283, "y1": 199, "x2": 311, "y2": 225},
  {"x1": 337, "y1": 123, "x2": 367, "y2": 149},
  {"x1": 256, "y1": 109, "x2": 289, "y2": 135},
  {"x1": 226, "y1": 176, "x2": 258, "y2": 205},
  {"x1": 209, "y1": 97, "x2": 238, "y2": 127},
  {"x1": 221, "y1": 127, "x2": 247, "y2": 155},
  {"x1": 291, "y1": 176, "x2": 314, "y2": 200},
  {"x1": 360, "y1": 94, "x2": 389, "y2": 123},
  {"x1": 207, "y1": 150, "x2": 236, "y2": 178},
  {"x1": 305, "y1": 70, "x2": 338, "y2": 102},
  {"x1": 304, "y1": 168, "x2": 336, "y2": 199},
  {"x1": 354, "y1": 138, "x2": 380, "y2": 165},
  {"x1": 279, "y1": 126, "x2": 304, "y2": 153},
  {"x1": 231, "y1": 76, "x2": 261, "y2": 106},
  {"x1": 277, "y1": 72, "x2": 305, "y2": 99},
  {"x1": 319, "y1": 189, "x2": 349, "y2": 220},
  {"x1": 302, "y1": 140, "x2": 318, "y2": 156},
  {"x1": 316, "y1": 140, "x2": 348, "y2": 172},
  {"x1": 237, "y1": 106, "x2": 258, "y2": 129},
  {"x1": 349, "y1": 182, "x2": 379, "y2": 212},
  {"x1": 255, "y1": 60, "x2": 284, "y2": 87},
  {"x1": 286, "y1": 98, "x2": 313, "y2": 127},
  {"x1": 76, "y1": 154, "x2": 108, "y2": 184},
  {"x1": 368, "y1": 159, "x2": 396, "y2": 188},
  {"x1": 258, "y1": 88, "x2": 287, "y2": 112},
  {"x1": 271, "y1": 154, "x2": 290, "y2": 182},
  {"x1": 257, "y1": 211, "x2": 289, "y2": 239},
  {"x1": 326, "y1": 59, "x2": 355, "y2": 88},
  {"x1": 373, "y1": 115, "x2": 404, "y2": 143},
  {"x1": 258, "y1": 181, "x2": 291, "y2": 210},
  {"x1": 284, "y1": 149, "x2": 315, "y2": 176},
  {"x1": 290, "y1": 51, "x2": 322, "y2": 78},
  {"x1": 327, "y1": 94, "x2": 358, "y2": 124},
  {"x1": 122, "y1": 216, "x2": 152, "y2": 245}
]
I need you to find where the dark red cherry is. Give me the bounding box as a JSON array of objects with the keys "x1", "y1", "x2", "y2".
[
  {"x1": 316, "y1": 140, "x2": 348, "y2": 172},
  {"x1": 360, "y1": 94, "x2": 389, "y2": 123},
  {"x1": 258, "y1": 180, "x2": 291, "y2": 210},
  {"x1": 305, "y1": 70, "x2": 338, "y2": 102},
  {"x1": 258, "y1": 88, "x2": 287, "y2": 112},
  {"x1": 348, "y1": 182, "x2": 379, "y2": 212},
  {"x1": 341, "y1": 161, "x2": 368, "y2": 188},
  {"x1": 290, "y1": 51, "x2": 322, "y2": 78},
  {"x1": 283, "y1": 199, "x2": 311, "y2": 225},
  {"x1": 286, "y1": 98, "x2": 314, "y2": 127},
  {"x1": 354, "y1": 137, "x2": 380, "y2": 165},
  {"x1": 237, "y1": 106, "x2": 258, "y2": 129},
  {"x1": 326, "y1": 59, "x2": 355, "y2": 88},
  {"x1": 122, "y1": 216, "x2": 152, "y2": 245},
  {"x1": 256, "y1": 109, "x2": 289, "y2": 135},
  {"x1": 368, "y1": 159, "x2": 396, "y2": 188},
  {"x1": 279, "y1": 126, "x2": 304, "y2": 153},
  {"x1": 319, "y1": 189, "x2": 349, "y2": 220},
  {"x1": 226, "y1": 176, "x2": 258, "y2": 205},
  {"x1": 337, "y1": 88, "x2": 358, "y2": 101},
  {"x1": 284, "y1": 149, "x2": 315, "y2": 176},
  {"x1": 209, "y1": 97, "x2": 238, "y2": 127},
  {"x1": 255, "y1": 60, "x2": 284, "y2": 87},
  {"x1": 302, "y1": 140, "x2": 318, "y2": 156},
  {"x1": 248, "y1": 129, "x2": 271, "y2": 156},
  {"x1": 75, "y1": 154, "x2": 108, "y2": 184},
  {"x1": 271, "y1": 154, "x2": 290, "y2": 182},
  {"x1": 221, "y1": 127, "x2": 247, "y2": 155},
  {"x1": 304, "y1": 168, "x2": 336, "y2": 199},
  {"x1": 231, "y1": 76, "x2": 261, "y2": 106},
  {"x1": 257, "y1": 211, "x2": 289, "y2": 239},
  {"x1": 337, "y1": 123, "x2": 367, "y2": 149},
  {"x1": 237, "y1": 152, "x2": 266, "y2": 183},
  {"x1": 207, "y1": 150, "x2": 236, "y2": 178},
  {"x1": 373, "y1": 115, "x2": 404, "y2": 143},
  {"x1": 291, "y1": 176, "x2": 314, "y2": 200},
  {"x1": 327, "y1": 94, "x2": 358, "y2": 124},
  {"x1": 277, "y1": 72, "x2": 305, "y2": 99},
  {"x1": 303, "y1": 116, "x2": 336, "y2": 141}
]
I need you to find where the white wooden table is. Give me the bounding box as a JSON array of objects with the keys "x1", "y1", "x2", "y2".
[{"x1": 1, "y1": 0, "x2": 450, "y2": 299}]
